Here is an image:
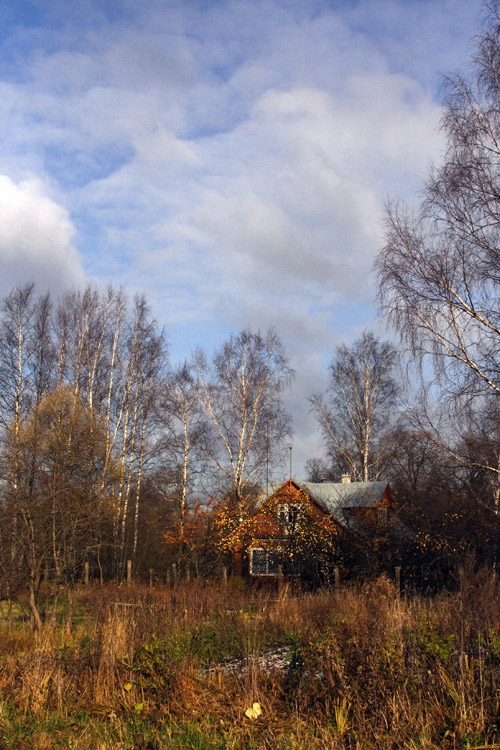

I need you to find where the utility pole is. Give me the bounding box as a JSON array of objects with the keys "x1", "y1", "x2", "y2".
[{"x1": 266, "y1": 422, "x2": 269, "y2": 496}]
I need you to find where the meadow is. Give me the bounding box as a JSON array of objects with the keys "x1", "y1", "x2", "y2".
[{"x1": 1, "y1": 570, "x2": 500, "y2": 749}]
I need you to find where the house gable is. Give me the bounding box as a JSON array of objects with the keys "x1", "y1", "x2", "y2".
[
  {"x1": 229, "y1": 479, "x2": 328, "y2": 553},
  {"x1": 228, "y1": 478, "x2": 395, "y2": 578}
]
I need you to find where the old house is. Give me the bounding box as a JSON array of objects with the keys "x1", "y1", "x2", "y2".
[{"x1": 228, "y1": 475, "x2": 395, "y2": 578}]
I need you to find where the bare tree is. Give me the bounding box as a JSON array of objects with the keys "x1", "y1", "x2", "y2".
[
  {"x1": 114, "y1": 294, "x2": 166, "y2": 570},
  {"x1": 0, "y1": 284, "x2": 51, "y2": 599},
  {"x1": 304, "y1": 457, "x2": 337, "y2": 483},
  {"x1": 1, "y1": 386, "x2": 114, "y2": 628},
  {"x1": 157, "y1": 359, "x2": 208, "y2": 543},
  {"x1": 405, "y1": 388, "x2": 500, "y2": 511},
  {"x1": 310, "y1": 332, "x2": 400, "y2": 482},
  {"x1": 376, "y1": 2, "x2": 500, "y2": 503},
  {"x1": 0, "y1": 284, "x2": 38, "y2": 440},
  {"x1": 131, "y1": 321, "x2": 166, "y2": 565},
  {"x1": 0, "y1": 283, "x2": 168, "y2": 587},
  {"x1": 196, "y1": 329, "x2": 294, "y2": 509}
]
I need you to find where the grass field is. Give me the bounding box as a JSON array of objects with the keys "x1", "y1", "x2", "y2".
[{"x1": 1, "y1": 570, "x2": 500, "y2": 749}]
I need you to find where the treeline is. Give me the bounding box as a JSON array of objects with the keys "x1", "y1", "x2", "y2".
[
  {"x1": 0, "y1": 283, "x2": 294, "y2": 622},
  {"x1": 306, "y1": 329, "x2": 500, "y2": 587},
  {"x1": 1, "y1": 277, "x2": 498, "y2": 611}
]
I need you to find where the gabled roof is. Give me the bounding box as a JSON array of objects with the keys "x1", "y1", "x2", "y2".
[
  {"x1": 297, "y1": 480, "x2": 390, "y2": 524},
  {"x1": 227, "y1": 478, "x2": 399, "y2": 552}
]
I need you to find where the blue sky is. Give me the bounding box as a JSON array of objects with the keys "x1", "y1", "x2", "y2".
[{"x1": 0, "y1": 0, "x2": 481, "y2": 474}]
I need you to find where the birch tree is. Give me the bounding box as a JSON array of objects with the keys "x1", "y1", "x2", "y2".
[
  {"x1": 310, "y1": 332, "x2": 400, "y2": 482},
  {"x1": 0, "y1": 284, "x2": 38, "y2": 439},
  {"x1": 0, "y1": 284, "x2": 47, "y2": 600},
  {"x1": 156, "y1": 359, "x2": 209, "y2": 560},
  {"x1": 196, "y1": 329, "x2": 294, "y2": 509},
  {"x1": 114, "y1": 294, "x2": 166, "y2": 570},
  {"x1": 0, "y1": 283, "x2": 168, "y2": 584},
  {"x1": 131, "y1": 320, "x2": 165, "y2": 564},
  {"x1": 376, "y1": 1, "x2": 500, "y2": 505}
]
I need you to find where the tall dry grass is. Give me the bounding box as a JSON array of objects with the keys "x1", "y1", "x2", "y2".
[{"x1": 1, "y1": 572, "x2": 500, "y2": 748}]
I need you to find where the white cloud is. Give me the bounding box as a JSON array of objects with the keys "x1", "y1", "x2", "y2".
[{"x1": 0, "y1": 175, "x2": 85, "y2": 295}]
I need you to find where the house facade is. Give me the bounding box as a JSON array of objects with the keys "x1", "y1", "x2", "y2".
[{"x1": 228, "y1": 476, "x2": 394, "y2": 578}]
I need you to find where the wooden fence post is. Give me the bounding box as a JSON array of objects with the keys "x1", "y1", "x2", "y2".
[
  {"x1": 334, "y1": 565, "x2": 340, "y2": 590},
  {"x1": 84, "y1": 561, "x2": 89, "y2": 586},
  {"x1": 395, "y1": 565, "x2": 401, "y2": 593},
  {"x1": 222, "y1": 566, "x2": 228, "y2": 586},
  {"x1": 149, "y1": 568, "x2": 153, "y2": 587},
  {"x1": 127, "y1": 559, "x2": 132, "y2": 587}
]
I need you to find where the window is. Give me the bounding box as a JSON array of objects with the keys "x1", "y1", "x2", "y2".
[
  {"x1": 250, "y1": 548, "x2": 281, "y2": 576},
  {"x1": 277, "y1": 503, "x2": 302, "y2": 533},
  {"x1": 378, "y1": 507, "x2": 388, "y2": 524}
]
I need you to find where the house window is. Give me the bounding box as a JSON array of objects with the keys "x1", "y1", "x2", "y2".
[
  {"x1": 250, "y1": 548, "x2": 281, "y2": 576},
  {"x1": 378, "y1": 507, "x2": 388, "y2": 523},
  {"x1": 277, "y1": 503, "x2": 302, "y2": 532}
]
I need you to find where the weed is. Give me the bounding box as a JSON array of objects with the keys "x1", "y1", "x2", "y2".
[{"x1": 1, "y1": 578, "x2": 500, "y2": 747}]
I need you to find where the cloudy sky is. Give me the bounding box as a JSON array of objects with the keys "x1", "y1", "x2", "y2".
[{"x1": 0, "y1": 0, "x2": 482, "y2": 475}]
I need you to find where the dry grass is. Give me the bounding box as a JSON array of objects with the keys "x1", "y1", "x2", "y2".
[{"x1": 1, "y1": 572, "x2": 500, "y2": 748}]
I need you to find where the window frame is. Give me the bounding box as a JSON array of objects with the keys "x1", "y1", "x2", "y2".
[
  {"x1": 249, "y1": 547, "x2": 281, "y2": 576},
  {"x1": 277, "y1": 503, "x2": 303, "y2": 533}
]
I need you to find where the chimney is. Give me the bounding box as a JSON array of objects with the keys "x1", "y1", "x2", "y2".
[{"x1": 341, "y1": 474, "x2": 351, "y2": 483}]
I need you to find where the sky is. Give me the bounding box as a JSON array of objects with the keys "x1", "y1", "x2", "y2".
[{"x1": 0, "y1": 0, "x2": 483, "y2": 478}]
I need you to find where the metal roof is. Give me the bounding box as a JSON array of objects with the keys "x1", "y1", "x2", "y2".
[{"x1": 296, "y1": 480, "x2": 389, "y2": 524}]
